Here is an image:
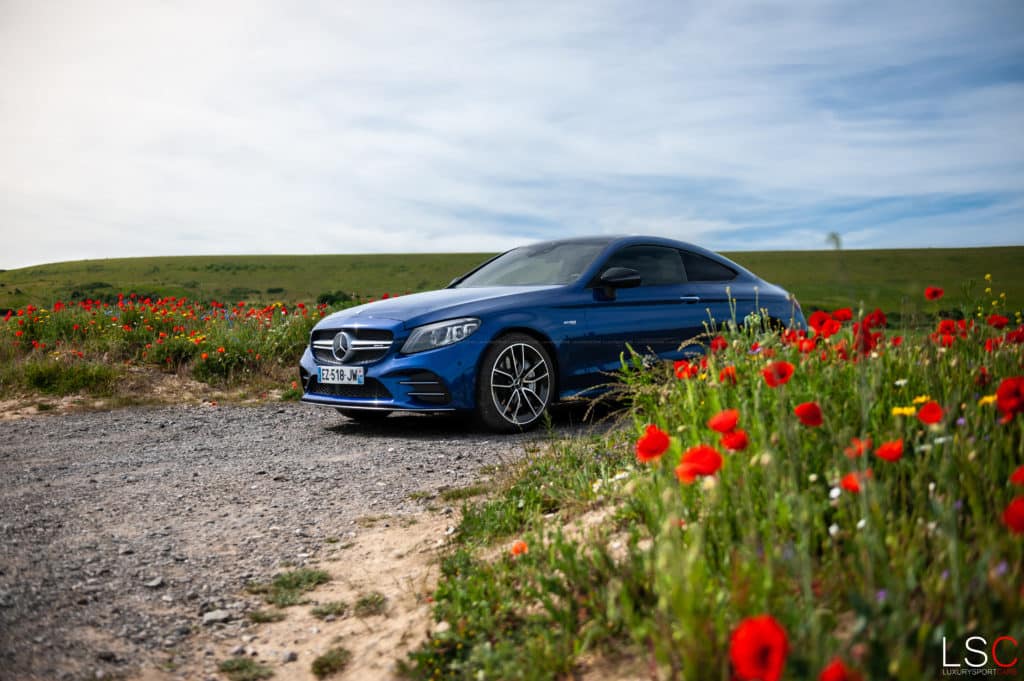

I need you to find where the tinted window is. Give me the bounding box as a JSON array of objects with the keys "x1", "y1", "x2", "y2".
[
  {"x1": 456, "y1": 241, "x2": 607, "y2": 287},
  {"x1": 681, "y1": 251, "x2": 736, "y2": 282},
  {"x1": 598, "y1": 245, "x2": 685, "y2": 286}
]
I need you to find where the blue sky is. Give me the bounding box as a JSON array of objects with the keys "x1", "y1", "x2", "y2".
[{"x1": 1, "y1": 0, "x2": 1022, "y2": 269}]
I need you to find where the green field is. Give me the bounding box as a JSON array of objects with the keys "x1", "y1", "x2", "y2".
[{"x1": 1, "y1": 246, "x2": 1021, "y2": 316}]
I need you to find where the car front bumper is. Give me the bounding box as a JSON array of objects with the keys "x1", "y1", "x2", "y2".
[{"x1": 298, "y1": 340, "x2": 482, "y2": 412}]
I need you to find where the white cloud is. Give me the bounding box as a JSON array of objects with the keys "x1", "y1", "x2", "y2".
[{"x1": 0, "y1": 0, "x2": 1021, "y2": 269}]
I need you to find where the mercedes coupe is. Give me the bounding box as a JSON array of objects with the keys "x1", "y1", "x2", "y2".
[{"x1": 299, "y1": 236, "x2": 804, "y2": 431}]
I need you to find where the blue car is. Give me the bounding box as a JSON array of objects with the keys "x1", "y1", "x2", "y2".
[{"x1": 300, "y1": 235, "x2": 804, "y2": 431}]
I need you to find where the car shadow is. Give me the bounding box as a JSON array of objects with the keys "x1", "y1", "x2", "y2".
[{"x1": 322, "y1": 399, "x2": 626, "y2": 440}]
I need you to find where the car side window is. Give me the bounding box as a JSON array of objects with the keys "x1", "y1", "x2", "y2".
[
  {"x1": 681, "y1": 251, "x2": 736, "y2": 282},
  {"x1": 598, "y1": 245, "x2": 686, "y2": 286}
]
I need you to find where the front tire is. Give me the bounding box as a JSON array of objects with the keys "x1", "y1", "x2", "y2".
[{"x1": 476, "y1": 333, "x2": 554, "y2": 433}]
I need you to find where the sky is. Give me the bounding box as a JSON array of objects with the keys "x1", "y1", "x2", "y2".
[{"x1": 1, "y1": 1, "x2": 1022, "y2": 270}]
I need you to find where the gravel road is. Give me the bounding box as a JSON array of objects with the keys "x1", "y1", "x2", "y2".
[{"x1": 0, "y1": 402, "x2": 598, "y2": 680}]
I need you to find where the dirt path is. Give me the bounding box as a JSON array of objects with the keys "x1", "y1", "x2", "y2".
[
  {"x1": 0, "y1": 402, "x2": 597, "y2": 680},
  {"x1": 149, "y1": 510, "x2": 453, "y2": 681}
]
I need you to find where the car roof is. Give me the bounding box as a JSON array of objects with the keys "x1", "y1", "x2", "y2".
[
  {"x1": 520, "y1": 234, "x2": 756, "y2": 280},
  {"x1": 525, "y1": 234, "x2": 715, "y2": 257}
]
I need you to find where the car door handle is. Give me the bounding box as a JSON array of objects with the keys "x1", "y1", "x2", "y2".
[{"x1": 679, "y1": 296, "x2": 701, "y2": 303}]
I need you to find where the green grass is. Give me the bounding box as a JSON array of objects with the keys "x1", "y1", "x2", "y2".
[
  {"x1": 438, "y1": 484, "x2": 491, "y2": 502},
  {"x1": 726, "y1": 246, "x2": 1023, "y2": 315},
  {"x1": 246, "y1": 568, "x2": 331, "y2": 608},
  {"x1": 0, "y1": 253, "x2": 490, "y2": 309},
  {"x1": 311, "y1": 647, "x2": 352, "y2": 678},
  {"x1": 1, "y1": 247, "x2": 1021, "y2": 317},
  {"x1": 311, "y1": 601, "x2": 348, "y2": 619},
  {"x1": 404, "y1": 288, "x2": 1024, "y2": 680},
  {"x1": 353, "y1": 591, "x2": 388, "y2": 618},
  {"x1": 217, "y1": 657, "x2": 274, "y2": 681},
  {"x1": 19, "y1": 360, "x2": 120, "y2": 396},
  {"x1": 455, "y1": 435, "x2": 629, "y2": 546}
]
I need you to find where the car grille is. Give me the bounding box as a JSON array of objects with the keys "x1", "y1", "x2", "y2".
[
  {"x1": 311, "y1": 328, "x2": 394, "y2": 365},
  {"x1": 305, "y1": 377, "x2": 392, "y2": 400}
]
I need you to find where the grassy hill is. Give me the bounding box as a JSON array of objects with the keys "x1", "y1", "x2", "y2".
[{"x1": 0, "y1": 246, "x2": 1020, "y2": 317}]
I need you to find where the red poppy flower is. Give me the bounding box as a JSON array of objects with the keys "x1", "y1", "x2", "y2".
[
  {"x1": 719, "y1": 366, "x2": 737, "y2": 385},
  {"x1": 675, "y1": 445, "x2": 723, "y2": 484},
  {"x1": 510, "y1": 540, "x2": 528, "y2": 556},
  {"x1": 729, "y1": 614, "x2": 788, "y2": 681},
  {"x1": 875, "y1": 439, "x2": 904, "y2": 462},
  {"x1": 916, "y1": 400, "x2": 943, "y2": 425},
  {"x1": 832, "y1": 307, "x2": 853, "y2": 322},
  {"x1": 924, "y1": 286, "x2": 944, "y2": 300},
  {"x1": 1009, "y1": 465, "x2": 1024, "y2": 486},
  {"x1": 708, "y1": 408, "x2": 740, "y2": 433},
  {"x1": 1002, "y1": 497, "x2": 1024, "y2": 534},
  {"x1": 794, "y1": 401, "x2": 823, "y2": 427},
  {"x1": 200, "y1": 352, "x2": 209, "y2": 360},
  {"x1": 710, "y1": 335, "x2": 728, "y2": 352},
  {"x1": 808, "y1": 310, "x2": 832, "y2": 334},
  {"x1": 840, "y1": 470, "x2": 871, "y2": 493},
  {"x1": 762, "y1": 361, "x2": 795, "y2": 388},
  {"x1": 844, "y1": 437, "x2": 871, "y2": 459},
  {"x1": 721, "y1": 429, "x2": 749, "y2": 451},
  {"x1": 988, "y1": 314, "x2": 1010, "y2": 330},
  {"x1": 996, "y1": 377, "x2": 1024, "y2": 423},
  {"x1": 636, "y1": 424, "x2": 671, "y2": 463},
  {"x1": 890, "y1": 335, "x2": 903, "y2": 347},
  {"x1": 864, "y1": 308, "x2": 887, "y2": 328},
  {"x1": 674, "y1": 359, "x2": 699, "y2": 379},
  {"x1": 819, "y1": 657, "x2": 862, "y2": 681}
]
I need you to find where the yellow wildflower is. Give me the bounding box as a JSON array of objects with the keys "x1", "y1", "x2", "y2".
[
  {"x1": 892, "y1": 406, "x2": 916, "y2": 417},
  {"x1": 985, "y1": 273, "x2": 992, "y2": 281},
  {"x1": 912, "y1": 395, "x2": 931, "y2": 404},
  {"x1": 978, "y1": 395, "x2": 998, "y2": 407}
]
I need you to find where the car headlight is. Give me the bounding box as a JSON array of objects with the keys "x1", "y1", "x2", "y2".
[{"x1": 401, "y1": 317, "x2": 481, "y2": 354}]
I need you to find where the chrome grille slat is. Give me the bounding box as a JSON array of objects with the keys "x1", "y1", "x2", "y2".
[
  {"x1": 397, "y1": 370, "x2": 451, "y2": 405},
  {"x1": 311, "y1": 328, "x2": 394, "y2": 366}
]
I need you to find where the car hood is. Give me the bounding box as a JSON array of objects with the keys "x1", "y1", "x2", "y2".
[{"x1": 316, "y1": 286, "x2": 562, "y2": 329}]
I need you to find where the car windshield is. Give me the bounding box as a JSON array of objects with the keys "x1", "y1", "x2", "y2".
[{"x1": 455, "y1": 241, "x2": 608, "y2": 287}]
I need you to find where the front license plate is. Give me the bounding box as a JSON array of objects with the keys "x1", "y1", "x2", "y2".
[{"x1": 318, "y1": 365, "x2": 364, "y2": 385}]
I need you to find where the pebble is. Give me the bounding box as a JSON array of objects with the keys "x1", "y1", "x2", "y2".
[{"x1": 201, "y1": 610, "x2": 233, "y2": 625}]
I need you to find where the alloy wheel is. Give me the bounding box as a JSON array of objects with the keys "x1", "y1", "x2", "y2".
[{"x1": 488, "y1": 342, "x2": 551, "y2": 426}]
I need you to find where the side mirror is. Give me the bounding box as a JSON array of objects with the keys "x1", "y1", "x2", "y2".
[{"x1": 599, "y1": 267, "x2": 641, "y2": 289}]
